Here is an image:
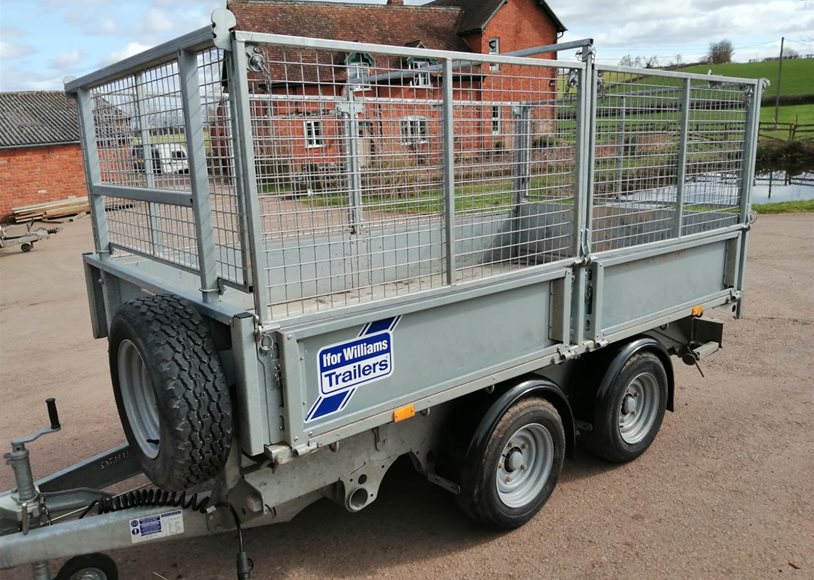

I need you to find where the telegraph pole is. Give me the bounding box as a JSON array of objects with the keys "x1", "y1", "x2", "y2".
[{"x1": 774, "y1": 37, "x2": 784, "y2": 125}]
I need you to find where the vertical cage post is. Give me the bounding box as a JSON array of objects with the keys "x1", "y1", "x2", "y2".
[
  {"x1": 573, "y1": 64, "x2": 594, "y2": 259},
  {"x1": 230, "y1": 42, "x2": 272, "y2": 322},
  {"x1": 178, "y1": 48, "x2": 220, "y2": 303},
  {"x1": 75, "y1": 89, "x2": 110, "y2": 257},
  {"x1": 510, "y1": 104, "x2": 532, "y2": 258},
  {"x1": 571, "y1": 62, "x2": 593, "y2": 345},
  {"x1": 341, "y1": 91, "x2": 364, "y2": 235},
  {"x1": 734, "y1": 80, "x2": 764, "y2": 318},
  {"x1": 739, "y1": 82, "x2": 762, "y2": 223},
  {"x1": 614, "y1": 95, "x2": 626, "y2": 197},
  {"x1": 134, "y1": 72, "x2": 162, "y2": 254},
  {"x1": 511, "y1": 105, "x2": 532, "y2": 205},
  {"x1": 442, "y1": 58, "x2": 457, "y2": 285},
  {"x1": 673, "y1": 78, "x2": 692, "y2": 238}
]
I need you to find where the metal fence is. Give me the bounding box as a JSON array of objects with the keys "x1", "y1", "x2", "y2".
[
  {"x1": 74, "y1": 42, "x2": 248, "y2": 294},
  {"x1": 591, "y1": 65, "x2": 754, "y2": 252},
  {"x1": 236, "y1": 36, "x2": 584, "y2": 318},
  {"x1": 67, "y1": 27, "x2": 762, "y2": 323}
]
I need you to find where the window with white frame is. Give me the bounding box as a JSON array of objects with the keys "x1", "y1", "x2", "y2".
[
  {"x1": 488, "y1": 37, "x2": 500, "y2": 71},
  {"x1": 408, "y1": 59, "x2": 432, "y2": 87},
  {"x1": 401, "y1": 116, "x2": 428, "y2": 145},
  {"x1": 491, "y1": 106, "x2": 501, "y2": 135},
  {"x1": 304, "y1": 120, "x2": 324, "y2": 147},
  {"x1": 346, "y1": 52, "x2": 375, "y2": 88}
]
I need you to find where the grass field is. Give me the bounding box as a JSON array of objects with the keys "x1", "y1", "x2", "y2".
[
  {"x1": 679, "y1": 59, "x2": 814, "y2": 98},
  {"x1": 677, "y1": 60, "x2": 814, "y2": 139},
  {"x1": 759, "y1": 103, "x2": 814, "y2": 140},
  {"x1": 753, "y1": 199, "x2": 814, "y2": 213},
  {"x1": 759, "y1": 103, "x2": 814, "y2": 125}
]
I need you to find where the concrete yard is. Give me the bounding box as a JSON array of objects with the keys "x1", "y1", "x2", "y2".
[{"x1": 1, "y1": 214, "x2": 812, "y2": 579}]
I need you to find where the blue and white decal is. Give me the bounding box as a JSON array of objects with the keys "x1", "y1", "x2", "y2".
[
  {"x1": 305, "y1": 316, "x2": 401, "y2": 422},
  {"x1": 128, "y1": 510, "x2": 184, "y2": 544}
]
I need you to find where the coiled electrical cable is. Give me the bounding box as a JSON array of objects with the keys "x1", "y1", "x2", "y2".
[{"x1": 78, "y1": 488, "x2": 209, "y2": 519}]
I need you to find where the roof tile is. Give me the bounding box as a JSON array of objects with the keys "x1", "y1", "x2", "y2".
[{"x1": 0, "y1": 91, "x2": 80, "y2": 148}]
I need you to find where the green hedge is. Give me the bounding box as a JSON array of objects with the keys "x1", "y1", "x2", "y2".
[
  {"x1": 761, "y1": 93, "x2": 814, "y2": 107},
  {"x1": 755, "y1": 140, "x2": 814, "y2": 176}
]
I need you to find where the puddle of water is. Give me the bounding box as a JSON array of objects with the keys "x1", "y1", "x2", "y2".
[{"x1": 752, "y1": 173, "x2": 814, "y2": 204}]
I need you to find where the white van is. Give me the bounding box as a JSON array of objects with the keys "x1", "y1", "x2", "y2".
[{"x1": 132, "y1": 143, "x2": 189, "y2": 174}]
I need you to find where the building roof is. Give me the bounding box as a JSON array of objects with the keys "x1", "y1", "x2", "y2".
[
  {"x1": 0, "y1": 91, "x2": 80, "y2": 149},
  {"x1": 427, "y1": 0, "x2": 566, "y2": 36},
  {"x1": 228, "y1": 1, "x2": 470, "y2": 52}
]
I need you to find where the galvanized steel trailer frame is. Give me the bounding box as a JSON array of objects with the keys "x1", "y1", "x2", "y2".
[{"x1": 1, "y1": 9, "x2": 763, "y2": 577}]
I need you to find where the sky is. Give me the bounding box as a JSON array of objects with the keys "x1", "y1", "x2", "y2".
[{"x1": 0, "y1": 0, "x2": 812, "y2": 92}]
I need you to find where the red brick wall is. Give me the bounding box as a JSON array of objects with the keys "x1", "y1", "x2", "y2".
[
  {"x1": 0, "y1": 144, "x2": 88, "y2": 222},
  {"x1": 480, "y1": 0, "x2": 559, "y2": 55}
]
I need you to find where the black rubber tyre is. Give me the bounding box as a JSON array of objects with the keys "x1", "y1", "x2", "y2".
[
  {"x1": 109, "y1": 295, "x2": 232, "y2": 490},
  {"x1": 584, "y1": 351, "x2": 668, "y2": 463},
  {"x1": 457, "y1": 398, "x2": 565, "y2": 530},
  {"x1": 20, "y1": 242, "x2": 33, "y2": 252},
  {"x1": 56, "y1": 553, "x2": 118, "y2": 580}
]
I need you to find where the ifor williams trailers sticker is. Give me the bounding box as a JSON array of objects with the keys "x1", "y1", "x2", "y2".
[{"x1": 305, "y1": 316, "x2": 401, "y2": 422}]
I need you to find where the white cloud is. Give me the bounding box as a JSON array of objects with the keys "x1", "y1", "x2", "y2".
[
  {"x1": 0, "y1": 40, "x2": 32, "y2": 60},
  {"x1": 99, "y1": 18, "x2": 118, "y2": 34},
  {"x1": 0, "y1": 64, "x2": 64, "y2": 92},
  {"x1": 552, "y1": 0, "x2": 813, "y2": 62},
  {"x1": 140, "y1": 8, "x2": 175, "y2": 35},
  {"x1": 49, "y1": 49, "x2": 83, "y2": 70},
  {"x1": 109, "y1": 41, "x2": 154, "y2": 63}
]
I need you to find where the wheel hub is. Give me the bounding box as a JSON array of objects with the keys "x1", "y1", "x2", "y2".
[
  {"x1": 496, "y1": 423, "x2": 554, "y2": 508},
  {"x1": 623, "y1": 394, "x2": 638, "y2": 415},
  {"x1": 505, "y1": 449, "x2": 525, "y2": 472},
  {"x1": 618, "y1": 372, "x2": 660, "y2": 445}
]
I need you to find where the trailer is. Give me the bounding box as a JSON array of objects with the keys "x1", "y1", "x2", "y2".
[
  {"x1": 0, "y1": 9, "x2": 765, "y2": 579},
  {"x1": 0, "y1": 224, "x2": 59, "y2": 253}
]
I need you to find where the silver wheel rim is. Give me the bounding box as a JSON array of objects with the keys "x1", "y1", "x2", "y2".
[
  {"x1": 118, "y1": 339, "x2": 160, "y2": 459},
  {"x1": 618, "y1": 372, "x2": 660, "y2": 445},
  {"x1": 68, "y1": 568, "x2": 109, "y2": 580},
  {"x1": 496, "y1": 423, "x2": 554, "y2": 509}
]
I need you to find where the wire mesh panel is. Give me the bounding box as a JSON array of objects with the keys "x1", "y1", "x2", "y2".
[
  {"x1": 683, "y1": 82, "x2": 747, "y2": 234},
  {"x1": 452, "y1": 63, "x2": 579, "y2": 276},
  {"x1": 87, "y1": 48, "x2": 246, "y2": 284},
  {"x1": 591, "y1": 66, "x2": 750, "y2": 252},
  {"x1": 241, "y1": 40, "x2": 582, "y2": 319}
]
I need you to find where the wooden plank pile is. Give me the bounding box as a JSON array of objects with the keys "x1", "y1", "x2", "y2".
[{"x1": 10, "y1": 196, "x2": 90, "y2": 223}]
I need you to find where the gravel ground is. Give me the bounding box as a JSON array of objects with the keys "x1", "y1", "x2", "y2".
[{"x1": 1, "y1": 214, "x2": 812, "y2": 579}]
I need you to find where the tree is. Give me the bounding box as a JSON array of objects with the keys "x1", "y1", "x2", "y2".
[
  {"x1": 644, "y1": 55, "x2": 660, "y2": 68},
  {"x1": 708, "y1": 40, "x2": 734, "y2": 64},
  {"x1": 674, "y1": 54, "x2": 683, "y2": 66},
  {"x1": 619, "y1": 54, "x2": 633, "y2": 67},
  {"x1": 783, "y1": 47, "x2": 800, "y2": 59}
]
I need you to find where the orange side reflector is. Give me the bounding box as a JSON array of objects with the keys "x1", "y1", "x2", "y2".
[
  {"x1": 393, "y1": 404, "x2": 416, "y2": 423},
  {"x1": 692, "y1": 305, "x2": 704, "y2": 317}
]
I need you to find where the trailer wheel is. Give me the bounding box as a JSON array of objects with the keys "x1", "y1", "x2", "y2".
[
  {"x1": 20, "y1": 242, "x2": 33, "y2": 252},
  {"x1": 109, "y1": 295, "x2": 232, "y2": 490},
  {"x1": 585, "y1": 351, "x2": 667, "y2": 463},
  {"x1": 458, "y1": 398, "x2": 565, "y2": 529},
  {"x1": 56, "y1": 553, "x2": 118, "y2": 580}
]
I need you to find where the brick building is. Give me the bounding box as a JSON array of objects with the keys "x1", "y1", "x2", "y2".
[
  {"x1": 0, "y1": 92, "x2": 87, "y2": 222},
  {"x1": 0, "y1": 92, "x2": 134, "y2": 222},
  {"x1": 216, "y1": 0, "x2": 567, "y2": 177}
]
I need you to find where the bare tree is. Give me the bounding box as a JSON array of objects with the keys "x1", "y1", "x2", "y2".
[
  {"x1": 674, "y1": 54, "x2": 683, "y2": 66},
  {"x1": 644, "y1": 55, "x2": 660, "y2": 68},
  {"x1": 783, "y1": 47, "x2": 800, "y2": 59},
  {"x1": 619, "y1": 54, "x2": 633, "y2": 67},
  {"x1": 708, "y1": 40, "x2": 734, "y2": 64}
]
